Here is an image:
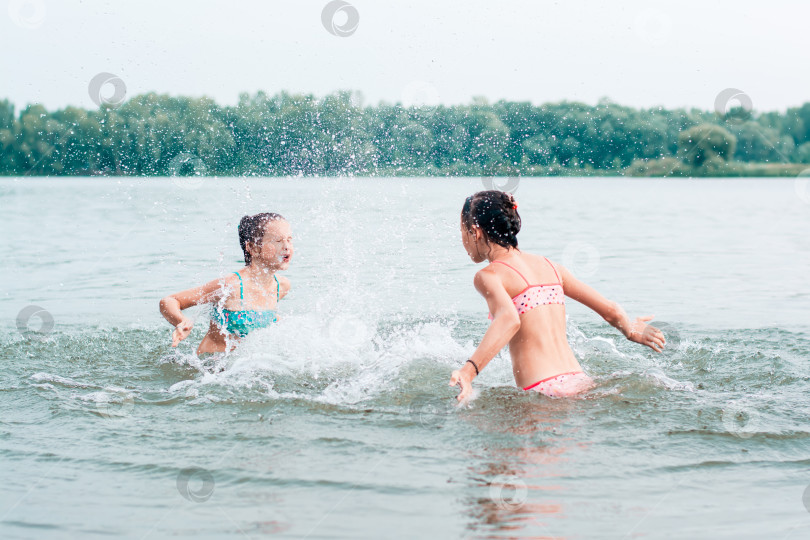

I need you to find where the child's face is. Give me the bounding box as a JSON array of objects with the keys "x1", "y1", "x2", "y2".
[
  {"x1": 460, "y1": 219, "x2": 486, "y2": 263},
  {"x1": 255, "y1": 219, "x2": 294, "y2": 269}
]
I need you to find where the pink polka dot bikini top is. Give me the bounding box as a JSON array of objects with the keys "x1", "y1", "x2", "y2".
[{"x1": 488, "y1": 257, "x2": 564, "y2": 319}]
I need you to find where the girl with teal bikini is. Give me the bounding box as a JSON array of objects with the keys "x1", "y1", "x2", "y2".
[{"x1": 159, "y1": 212, "x2": 293, "y2": 355}]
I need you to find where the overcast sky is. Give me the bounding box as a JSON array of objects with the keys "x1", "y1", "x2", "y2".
[{"x1": 2, "y1": 0, "x2": 808, "y2": 113}]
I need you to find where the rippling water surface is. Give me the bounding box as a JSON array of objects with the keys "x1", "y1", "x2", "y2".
[{"x1": 1, "y1": 177, "x2": 809, "y2": 539}]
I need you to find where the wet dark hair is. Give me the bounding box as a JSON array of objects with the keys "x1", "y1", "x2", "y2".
[
  {"x1": 238, "y1": 212, "x2": 285, "y2": 264},
  {"x1": 461, "y1": 190, "x2": 521, "y2": 249}
]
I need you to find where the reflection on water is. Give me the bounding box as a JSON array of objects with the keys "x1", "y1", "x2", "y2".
[{"x1": 463, "y1": 396, "x2": 587, "y2": 539}]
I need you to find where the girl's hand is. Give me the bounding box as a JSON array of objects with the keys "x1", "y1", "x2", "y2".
[
  {"x1": 172, "y1": 318, "x2": 194, "y2": 347},
  {"x1": 449, "y1": 364, "x2": 476, "y2": 402},
  {"x1": 625, "y1": 315, "x2": 666, "y2": 352}
]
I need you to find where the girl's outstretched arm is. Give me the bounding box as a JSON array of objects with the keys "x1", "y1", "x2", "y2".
[
  {"x1": 159, "y1": 276, "x2": 232, "y2": 347},
  {"x1": 449, "y1": 269, "x2": 521, "y2": 402},
  {"x1": 555, "y1": 262, "x2": 666, "y2": 352}
]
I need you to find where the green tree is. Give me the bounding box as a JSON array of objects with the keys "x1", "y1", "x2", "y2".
[
  {"x1": 677, "y1": 124, "x2": 737, "y2": 167},
  {"x1": 796, "y1": 142, "x2": 810, "y2": 164}
]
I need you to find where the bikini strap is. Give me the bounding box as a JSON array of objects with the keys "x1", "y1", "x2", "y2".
[
  {"x1": 491, "y1": 260, "x2": 531, "y2": 286},
  {"x1": 233, "y1": 272, "x2": 244, "y2": 300},
  {"x1": 274, "y1": 274, "x2": 280, "y2": 298},
  {"x1": 543, "y1": 257, "x2": 562, "y2": 284}
]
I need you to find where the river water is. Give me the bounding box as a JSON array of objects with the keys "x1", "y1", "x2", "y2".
[{"x1": 1, "y1": 177, "x2": 809, "y2": 539}]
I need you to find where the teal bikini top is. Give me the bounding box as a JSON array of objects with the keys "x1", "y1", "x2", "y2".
[{"x1": 212, "y1": 272, "x2": 280, "y2": 337}]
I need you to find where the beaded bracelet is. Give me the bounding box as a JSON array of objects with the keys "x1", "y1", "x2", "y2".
[{"x1": 465, "y1": 359, "x2": 479, "y2": 375}]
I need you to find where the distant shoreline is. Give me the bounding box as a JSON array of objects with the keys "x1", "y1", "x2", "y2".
[
  {"x1": 2, "y1": 91, "x2": 809, "y2": 178},
  {"x1": 4, "y1": 168, "x2": 806, "y2": 179},
  {"x1": 5, "y1": 160, "x2": 808, "y2": 178}
]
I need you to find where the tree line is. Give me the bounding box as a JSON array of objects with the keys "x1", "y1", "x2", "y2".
[{"x1": 1, "y1": 91, "x2": 809, "y2": 177}]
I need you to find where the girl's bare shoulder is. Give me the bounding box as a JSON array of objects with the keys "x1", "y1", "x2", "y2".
[
  {"x1": 277, "y1": 275, "x2": 292, "y2": 298},
  {"x1": 474, "y1": 263, "x2": 500, "y2": 281},
  {"x1": 208, "y1": 272, "x2": 240, "y2": 299},
  {"x1": 217, "y1": 271, "x2": 242, "y2": 289},
  {"x1": 473, "y1": 265, "x2": 504, "y2": 294}
]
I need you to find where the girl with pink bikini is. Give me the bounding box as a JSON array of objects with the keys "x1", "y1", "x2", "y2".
[{"x1": 449, "y1": 190, "x2": 666, "y2": 401}]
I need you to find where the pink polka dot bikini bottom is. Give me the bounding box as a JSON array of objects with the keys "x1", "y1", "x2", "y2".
[{"x1": 523, "y1": 371, "x2": 595, "y2": 397}]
